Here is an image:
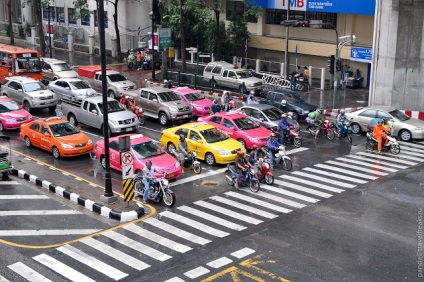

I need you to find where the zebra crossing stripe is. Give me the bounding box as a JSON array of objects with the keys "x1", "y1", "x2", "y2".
[
  {"x1": 280, "y1": 175, "x2": 345, "y2": 193},
  {"x1": 160, "y1": 211, "x2": 230, "y2": 238},
  {"x1": 0, "y1": 210, "x2": 82, "y2": 216},
  {"x1": 177, "y1": 206, "x2": 246, "y2": 231},
  {"x1": 123, "y1": 224, "x2": 192, "y2": 253},
  {"x1": 0, "y1": 195, "x2": 49, "y2": 200},
  {"x1": 0, "y1": 181, "x2": 20, "y2": 185},
  {"x1": 33, "y1": 253, "x2": 96, "y2": 282},
  {"x1": 144, "y1": 217, "x2": 211, "y2": 245},
  {"x1": 357, "y1": 152, "x2": 417, "y2": 165},
  {"x1": 246, "y1": 190, "x2": 306, "y2": 208},
  {"x1": 273, "y1": 179, "x2": 333, "y2": 198},
  {"x1": 291, "y1": 171, "x2": 357, "y2": 187},
  {"x1": 193, "y1": 200, "x2": 263, "y2": 224},
  {"x1": 399, "y1": 146, "x2": 424, "y2": 154},
  {"x1": 325, "y1": 160, "x2": 388, "y2": 176},
  {"x1": 286, "y1": 147, "x2": 309, "y2": 155},
  {"x1": 397, "y1": 141, "x2": 424, "y2": 148},
  {"x1": 80, "y1": 237, "x2": 150, "y2": 271},
  {"x1": 225, "y1": 191, "x2": 293, "y2": 213},
  {"x1": 57, "y1": 245, "x2": 128, "y2": 280},
  {"x1": 303, "y1": 167, "x2": 367, "y2": 184},
  {"x1": 164, "y1": 278, "x2": 185, "y2": 282},
  {"x1": 184, "y1": 266, "x2": 210, "y2": 279},
  {"x1": 231, "y1": 247, "x2": 256, "y2": 258},
  {"x1": 314, "y1": 164, "x2": 378, "y2": 180},
  {"x1": 206, "y1": 257, "x2": 233, "y2": 268},
  {"x1": 172, "y1": 168, "x2": 227, "y2": 186},
  {"x1": 346, "y1": 155, "x2": 408, "y2": 169},
  {"x1": 397, "y1": 150, "x2": 424, "y2": 161},
  {"x1": 102, "y1": 231, "x2": 172, "y2": 261},
  {"x1": 336, "y1": 157, "x2": 398, "y2": 172},
  {"x1": 0, "y1": 275, "x2": 9, "y2": 282},
  {"x1": 260, "y1": 184, "x2": 320, "y2": 203},
  {"x1": 209, "y1": 196, "x2": 278, "y2": 219},
  {"x1": 8, "y1": 262, "x2": 52, "y2": 282}
]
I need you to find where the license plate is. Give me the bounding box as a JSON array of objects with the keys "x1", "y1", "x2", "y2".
[
  {"x1": 126, "y1": 127, "x2": 133, "y2": 132},
  {"x1": 183, "y1": 115, "x2": 188, "y2": 118},
  {"x1": 79, "y1": 149, "x2": 86, "y2": 153},
  {"x1": 166, "y1": 173, "x2": 174, "y2": 179}
]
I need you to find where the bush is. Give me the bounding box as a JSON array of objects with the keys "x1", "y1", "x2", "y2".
[
  {"x1": 19, "y1": 26, "x2": 25, "y2": 37},
  {"x1": 25, "y1": 23, "x2": 32, "y2": 37}
]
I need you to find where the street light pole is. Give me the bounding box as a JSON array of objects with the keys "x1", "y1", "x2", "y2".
[
  {"x1": 48, "y1": 5, "x2": 52, "y2": 58},
  {"x1": 333, "y1": 29, "x2": 339, "y2": 109},
  {"x1": 150, "y1": 11, "x2": 155, "y2": 81},
  {"x1": 284, "y1": 4, "x2": 291, "y2": 79}
]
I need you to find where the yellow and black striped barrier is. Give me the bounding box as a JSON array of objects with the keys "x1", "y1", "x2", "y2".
[{"x1": 122, "y1": 178, "x2": 135, "y2": 202}]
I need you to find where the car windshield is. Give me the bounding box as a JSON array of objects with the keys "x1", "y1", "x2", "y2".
[
  {"x1": 185, "y1": 92, "x2": 204, "y2": 101},
  {"x1": 236, "y1": 71, "x2": 250, "y2": 78},
  {"x1": 389, "y1": 109, "x2": 410, "y2": 121},
  {"x1": 23, "y1": 82, "x2": 45, "y2": 92},
  {"x1": 107, "y1": 73, "x2": 127, "y2": 82},
  {"x1": 49, "y1": 122, "x2": 79, "y2": 137},
  {"x1": 98, "y1": 100, "x2": 125, "y2": 113},
  {"x1": 199, "y1": 128, "x2": 229, "y2": 143},
  {"x1": 262, "y1": 107, "x2": 282, "y2": 121},
  {"x1": 51, "y1": 63, "x2": 73, "y2": 72},
  {"x1": 0, "y1": 100, "x2": 20, "y2": 113},
  {"x1": 70, "y1": 81, "x2": 91, "y2": 89},
  {"x1": 132, "y1": 141, "x2": 165, "y2": 159},
  {"x1": 286, "y1": 93, "x2": 305, "y2": 104},
  {"x1": 158, "y1": 91, "x2": 181, "y2": 102},
  {"x1": 233, "y1": 117, "x2": 260, "y2": 130}
]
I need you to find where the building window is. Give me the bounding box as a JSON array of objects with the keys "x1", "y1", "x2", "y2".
[
  {"x1": 306, "y1": 12, "x2": 337, "y2": 28},
  {"x1": 94, "y1": 11, "x2": 108, "y2": 28},
  {"x1": 81, "y1": 11, "x2": 90, "y2": 26},
  {"x1": 57, "y1": 7, "x2": 65, "y2": 23},
  {"x1": 226, "y1": 0, "x2": 257, "y2": 23},
  {"x1": 266, "y1": 9, "x2": 337, "y2": 28},
  {"x1": 43, "y1": 6, "x2": 56, "y2": 22},
  {"x1": 68, "y1": 8, "x2": 77, "y2": 24}
]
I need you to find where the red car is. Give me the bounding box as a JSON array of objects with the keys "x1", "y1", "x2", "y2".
[
  {"x1": 0, "y1": 96, "x2": 33, "y2": 131},
  {"x1": 94, "y1": 133, "x2": 182, "y2": 180},
  {"x1": 199, "y1": 112, "x2": 271, "y2": 149},
  {"x1": 171, "y1": 86, "x2": 213, "y2": 117}
]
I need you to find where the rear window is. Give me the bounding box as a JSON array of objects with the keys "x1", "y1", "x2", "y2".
[{"x1": 204, "y1": 64, "x2": 215, "y2": 72}]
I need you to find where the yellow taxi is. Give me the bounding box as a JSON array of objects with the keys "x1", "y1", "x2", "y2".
[{"x1": 160, "y1": 122, "x2": 246, "y2": 166}]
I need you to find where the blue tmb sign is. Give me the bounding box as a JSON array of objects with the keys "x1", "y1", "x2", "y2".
[{"x1": 350, "y1": 47, "x2": 372, "y2": 63}]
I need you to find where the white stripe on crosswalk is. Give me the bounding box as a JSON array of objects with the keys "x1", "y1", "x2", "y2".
[
  {"x1": 33, "y1": 253, "x2": 96, "y2": 282},
  {"x1": 0, "y1": 195, "x2": 49, "y2": 200},
  {"x1": 209, "y1": 196, "x2": 278, "y2": 219},
  {"x1": 346, "y1": 155, "x2": 408, "y2": 169},
  {"x1": 172, "y1": 168, "x2": 227, "y2": 186},
  {"x1": 273, "y1": 179, "x2": 333, "y2": 198},
  {"x1": 144, "y1": 217, "x2": 211, "y2": 245},
  {"x1": 164, "y1": 278, "x2": 185, "y2": 282},
  {"x1": 102, "y1": 231, "x2": 172, "y2": 261},
  {"x1": 0, "y1": 275, "x2": 9, "y2": 282},
  {"x1": 8, "y1": 262, "x2": 52, "y2": 282},
  {"x1": 325, "y1": 160, "x2": 388, "y2": 176},
  {"x1": 0, "y1": 210, "x2": 81, "y2": 216},
  {"x1": 280, "y1": 175, "x2": 344, "y2": 193},
  {"x1": 184, "y1": 266, "x2": 210, "y2": 279},
  {"x1": 231, "y1": 247, "x2": 256, "y2": 258},
  {"x1": 336, "y1": 157, "x2": 398, "y2": 172},
  {"x1": 0, "y1": 229, "x2": 101, "y2": 236},
  {"x1": 225, "y1": 191, "x2": 293, "y2": 213},
  {"x1": 302, "y1": 167, "x2": 367, "y2": 184},
  {"x1": 0, "y1": 181, "x2": 20, "y2": 185},
  {"x1": 123, "y1": 224, "x2": 192, "y2": 253},
  {"x1": 314, "y1": 164, "x2": 378, "y2": 180},
  {"x1": 285, "y1": 147, "x2": 309, "y2": 155},
  {"x1": 399, "y1": 145, "x2": 424, "y2": 154},
  {"x1": 57, "y1": 245, "x2": 128, "y2": 280},
  {"x1": 396, "y1": 150, "x2": 424, "y2": 161},
  {"x1": 260, "y1": 184, "x2": 320, "y2": 203},
  {"x1": 357, "y1": 152, "x2": 417, "y2": 165},
  {"x1": 177, "y1": 206, "x2": 246, "y2": 231},
  {"x1": 206, "y1": 257, "x2": 233, "y2": 268},
  {"x1": 291, "y1": 171, "x2": 357, "y2": 187},
  {"x1": 397, "y1": 141, "x2": 424, "y2": 148},
  {"x1": 160, "y1": 211, "x2": 230, "y2": 238},
  {"x1": 246, "y1": 190, "x2": 306, "y2": 208},
  {"x1": 80, "y1": 237, "x2": 150, "y2": 271},
  {"x1": 194, "y1": 200, "x2": 263, "y2": 224}
]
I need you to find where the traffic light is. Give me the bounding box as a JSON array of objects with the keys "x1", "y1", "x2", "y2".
[
  {"x1": 336, "y1": 59, "x2": 342, "y2": 71},
  {"x1": 327, "y1": 55, "x2": 335, "y2": 74}
]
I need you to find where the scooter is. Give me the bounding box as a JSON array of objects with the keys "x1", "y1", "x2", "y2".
[
  {"x1": 271, "y1": 127, "x2": 302, "y2": 148},
  {"x1": 365, "y1": 132, "x2": 400, "y2": 155},
  {"x1": 126, "y1": 53, "x2": 137, "y2": 69},
  {"x1": 334, "y1": 121, "x2": 352, "y2": 143},
  {"x1": 306, "y1": 119, "x2": 335, "y2": 140},
  {"x1": 169, "y1": 149, "x2": 202, "y2": 174},
  {"x1": 134, "y1": 106, "x2": 145, "y2": 125},
  {"x1": 225, "y1": 164, "x2": 260, "y2": 193},
  {"x1": 133, "y1": 172, "x2": 176, "y2": 207},
  {"x1": 261, "y1": 145, "x2": 293, "y2": 171},
  {"x1": 0, "y1": 135, "x2": 11, "y2": 180},
  {"x1": 255, "y1": 158, "x2": 274, "y2": 185}
]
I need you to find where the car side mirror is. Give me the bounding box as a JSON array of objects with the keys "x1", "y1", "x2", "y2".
[
  {"x1": 197, "y1": 139, "x2": 204, "y2": 144},
  {"x1": 152, "y1": 99, "x2": 158, "y2": 102},
  {"x1": 44, "y1": 133, "x2": 50, "y2": 137},
  {"x1": 18, "y1": 89, "x2": 23, "y2": 92},
  {"x1": 91, "y1": 109, "x2": 98, "y2": 114},
  {"x1": 66, "y1": 87, "x2": 70, "y2": 90}
]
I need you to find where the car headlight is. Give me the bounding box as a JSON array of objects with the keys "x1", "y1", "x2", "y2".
[
  {"x1": 175, "y1": 161, "x2": 180, "y2": 168},
  {"x1": 248, "y1": 137, "x2": 258, "y2": 142},
  {"x1": 170, "y1": 108, "x2": 177, "y2": 113},
  {"x1": 61, "y1": 143, "x2": 73, "y2": 149},
  {"x1": 110, "y1": 120, "x2": 118, "y2": 124},
  {"x1": 5, "y1": 118, "x2": 16, "y2": 123},
  {"x1": 195, "y1": 106, "x2": 203, "y2": 110},
  {"x1": 88, "y1": 139, "x2": 93, "y2": 144},
  {"x1": 218, "y1": 150, "x2": 229, "y2": 155},
  {"x1": 303, "y1": 110, "x2": 309, "y2": 114},
  {"x1": 32, "y1": 96, "x2": 40, "y2": 101}
]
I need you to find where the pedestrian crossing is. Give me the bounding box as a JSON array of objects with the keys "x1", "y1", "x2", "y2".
[{"x1": 3, "y1": 141, "x2": 424, "y2": 281}]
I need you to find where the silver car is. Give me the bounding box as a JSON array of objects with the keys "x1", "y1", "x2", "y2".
[
  {"x1": 346, "y1": 106, "x2": 424, "y2": 141},
  {"x1": 234, "y1": 104, "x2": 300, "y2": 131},
  {"x1": 48, "y1": 78, "x2": 98, "y2": 102}
]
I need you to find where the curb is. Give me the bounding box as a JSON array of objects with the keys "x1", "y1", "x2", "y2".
[{"x1": 11, "y1": 168, "x2": 144, "y2": 222}]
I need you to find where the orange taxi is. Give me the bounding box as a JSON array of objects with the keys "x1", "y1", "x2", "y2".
[{"x1": 20, "y1": 116, "x2": 94, "y2": 158}]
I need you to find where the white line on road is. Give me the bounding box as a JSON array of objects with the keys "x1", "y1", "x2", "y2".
[
  {"x1": 291, "y1": 171, "x2": 358, "y2": 187},
  {"x1": 302, "y1": 167, "x2": 367, "y2": 184},
  {"x1": 0, "y1": 229, "x2": 101, "y2": 236},
  {"x1": 260, "y1": 184, "x2": 320, "y2": 203},
  {"x1": 246, "y1": 190, "x2": 307, "y2": 208},
  {"x1": 273, "y1": 179, "x2": 333, "y2": 198},
  {"x1": 225, "y1": 191, "x2": 293, "y2": 213},
  {"x1": 314, "y1": 164, "x2": 378, "y2": 180},
  {"x1": 346, "y1": 155, "x2": 408, "y2": 169},
  {"x1": 335, "y1": 157, "x2": 398, "y2": 172},
  {"x1": 194, "y1": 200, "x2": 263, "y2": 224},
  {"x1": 231, "y1": 247, "x2": 256, "y2": 258},
  {"x1": 0, "y1": 210, "x2": 81, "y2": 216},
  {"x1": 280, "y1": 175, "x2": 344, "y2": 193},
  {"x1": 356, "y1": 152, "x2": 418, "y2": 166},
  {"x1": 172, "y1": 168, "x2": 227, "y2": 186},
  {"x1": 209, "y1": 196, "x2": 278, "y2": 219},
  {"x1": 8, "y1": 262, "x2": 52, "y2": 282},
  {"x1": 325, "y1": 160, "x2": 388, "y2": 176},
  {"x1": 0, "y1": 195, "x2": 49, "y2": 200},
  {"x1": 0, "y1": 181, "x2": 21, "y2": 185}
]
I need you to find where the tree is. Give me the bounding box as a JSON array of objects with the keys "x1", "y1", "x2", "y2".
[
  {"x1": 21, "y1": 0, "x2": 48, "y2": 57},
  {"x1": 179, "y1": 0, "x2": 186, "y2": 72}
]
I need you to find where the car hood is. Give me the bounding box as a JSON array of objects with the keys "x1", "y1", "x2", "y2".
[
  {"x1": 0, "y1": 109, "x2": 30, "y2": 119},
  {"x1": 142, "y1": 153, "x2": 178, "y2": 171},
  {"x1": 400, "y1": 117, "x2": 424, "y2": 128},
  {"x1": 190, "y1": 98, "x2": 213, "y2": 108},
  {"x1": 111, "y1": 81, "x2": 136, "y2": 88},
  {"x1": 109, "y1": 110, "x2": 137, "y2": 121},
  {"x1": 164, "y1": 100, "x2": 192, "y2": 109},
  {"x1": 57, "y1": 132, "x2": 91, "y2": 143},
  {"x1": 57, "y1": 71, "x2": 78, "y2": 78},
  {"x1": 28, "y1": 90, "x2": 55, "y2": 97},
  {"x1": 210, "y1": 138, "x2": 244, "y2": 151},
  {"x1": 72, "y1": 88, "x2": 97, "y2": 96},
  {"x1": 242, "y1": 126, "x2": 270, "y2": 138}
]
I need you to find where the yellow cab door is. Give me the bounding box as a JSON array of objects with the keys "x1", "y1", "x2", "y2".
[{"x1": 187, "y1": 129, "x2": 206, "y2": 160}]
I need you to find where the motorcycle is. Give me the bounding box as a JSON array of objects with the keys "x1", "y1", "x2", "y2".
[
  {"x1": 169, "y1": 149, "x2": 202, "y2": 174},
  {"x1": 365, "y1": 132, "x2": 400, "y2": 155},
  {"x1": 126, "y1": 53, "x2": 137, "y2": 69},
  {"x1": 225, "y1": 164, "x2": 260, "y2": 193},
  {"x1": 0, "y1": 135, "x2": 12, "y2": 180},
  {"x1": 261, "y1": 145, "x2": 292, "y2": 171},
  {"x1": 134, "y1": 106, "x2": 145, "y2": 125},
  {"x1": 133, "y1": 172, "x2": 176, "y2": 207},
  {"x1": 334, "y1": 121, "x2": 352, "y2": 143},
  {"x1": 271, "y1": 126, "x2": 302, "y2": 148},
  {"x1": 229, "y1": 96, "x2": 237, "y2": 110},
  {"x1": 254, "y1": 158, "x2": 274, "y2": 185},
  {"x1": 306, "y1": 118, "x2": 335, "y2": 140}
]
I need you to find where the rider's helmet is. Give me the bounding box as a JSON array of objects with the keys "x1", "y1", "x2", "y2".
[
  {"x1": 317, "y1": 108, "x2": 323, "y2": 114},
  {"x1": 252, "y1": 144, "x2": 258, "y2": 150},
  {"x1": 281, "y1": 100, "x2": 287, "y2": 106},
  {"x1": 270, "y1": 133, "x2": 277, "y2": 138},
  {"x1": 179, "y1": 134, "x2": 185, "y2": 141},
  {"x1": 249, "y1": 90, "x2": 255, "y2": 95},
  {"x1": 378, "y1": 119, "x2": 384, "y2": 125},
  {"x1": 382, "y1": 118, "x2": 388, "y2": 124},
  {"x1": 340, "y1": 109, "x2": 345, "y2": 116},
  {"x1": 146, "y1": 160, "x2": 152, "y2": 167},
  {"x1": 213, "y1": 99, "x2": 218, "y2": 104},
  {"x1": 281, "y1": 114, "x2": 287, "y2": 119},
  {"x1": 237, "y1": 150, "x2": 244, "y2": 157},
  {"x1": 163, "y1": 80, "x2": 168, "y2": 84},
  {"x1": 223, "y1": 90, "x2": 229, "y2": 96}
]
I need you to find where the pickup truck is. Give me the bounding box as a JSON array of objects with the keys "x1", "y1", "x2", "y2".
[
  {"x1": 77, "y1": 66, "x2": 136, "y2": 99},
  {"x1": 57, "y1": 96, "x2": 139, "y2": 136},
  {"x1": 259, "y1": 89, "x2": 318, "y2": 121}
]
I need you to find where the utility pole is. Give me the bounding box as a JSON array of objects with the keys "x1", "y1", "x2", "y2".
[
  {"x1": 48, "y1": 5, "x2": 52, "y2": 58},
  {"x1": 150, "y1": 10, "x2": 155, "y2": 81},
  {"x1": 284, "y1": 3, "x2": 291, "y2": 79}
]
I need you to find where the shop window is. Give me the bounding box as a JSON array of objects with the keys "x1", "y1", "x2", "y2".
[{"x1": 68, "y1": 8, "x2": 77, "y2": 24}]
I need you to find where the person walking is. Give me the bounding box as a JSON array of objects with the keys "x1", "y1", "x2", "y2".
[{"x1": 136, "y1": 51, "x2": 143, "y2": 70}]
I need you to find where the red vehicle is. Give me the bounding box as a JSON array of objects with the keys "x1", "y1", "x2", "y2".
[
  {"x1": 256, "y1": 158, "x2": 274, "y2": 185},
  {"x1": 171, "y1": 87, "x2": 213, "y2": 117},
  {"x1": 0, "y1": 44, "x2": 42, "y2": 83},
  {"x1": 94, "y1": 133, "x2": 182, "y2": 180},
  {"x1": 306, "y1": 118, "x2": 335, "y2": 140},
  {"x1": 198, "y1": 112, "x2": 271, "y2": 150},
  {"x1": 0, "y1": 96, "x2": 33, "y2": 131}
]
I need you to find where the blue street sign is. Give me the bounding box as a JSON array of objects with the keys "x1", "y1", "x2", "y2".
[{"x1": 350, "y1": 47, "x2": 372, "y2": 63}]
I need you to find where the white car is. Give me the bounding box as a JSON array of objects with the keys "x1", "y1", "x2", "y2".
[
  {"x1": 48, "y1": 78, "x2": 98, "y2": 102},
  {"x1": 346, "y1": 106, "x2": 424, "y2": 141},
  {"x1": 41, "y1": 58, "x2": 78, "y2": 81}
]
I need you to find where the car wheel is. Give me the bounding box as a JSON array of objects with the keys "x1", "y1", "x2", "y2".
[
  {"x1": 237, "y1": 138, "x2": 246, "y2": 149},
  {"x1": 205, "y1": 153, "x2": 216, "y2": 166},
  {"x1": 167, "y1": 142, "x2": 176, "y2": 153},
  {"x1": 108, "y1": 90, "x2": 116, "y2": 99},
  {"x1": 350, "y1": 122, "x2": 362, "y2": 134},
  {"x1": 159, "y1": 112, "x2": 169, "y2": 126},
  {"x1": 68, "y1": 114, "x2": 78, "y2": 126},
  {"x1": 399, "y1": 129, "x2": 412, "y2": 142},
  {"x1": 23, "y1": 101, "x2": 31, "y2": 112},
  {"x1": 100, "y1": 156, "x2": 106, "y2": 169},
  {"x1": 52, "y1": 146, "x2": 60, "y2": 159},
  {"x1": 0, "y1": 122, "x2": 4, "y2": 132},
  {"x1": 24, "y1": 136, "x2": 32, "y2": 147}
]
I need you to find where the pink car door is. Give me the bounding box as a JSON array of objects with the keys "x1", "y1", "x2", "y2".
[{"x1": 108, "y1": 141, "x2": 121, "y2": 171}]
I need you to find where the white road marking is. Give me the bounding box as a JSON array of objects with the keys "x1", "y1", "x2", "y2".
[
  {"x1": 280, "y1": 175, "x2": 344, "y2": 193},
  {"x1": 178, "y1": 205, "x2": 246, "y2": 231},
  {"x1": 0, "y1": 195, "x2": 49, "y2": 200},
  {"x1": 399, "y1": 145, "x2": 424, "y2": 154},
  {"x1": 33, "y1": 253, "x2": 96, "y2": 282},
  {"x1": 184, "y1": 266, "x2": 210, "y2": 279},
  {"x1": 302, "y1": 167, "x2": 367, "y2": 184},
  {"x1": 260, "y1": 184, "x2": 320, "y2": 203},
  {"x1": 209, "y1": 196, "x2": 278, "y2": 219},
  {"x1": 396, "y1": 150, "x2": 424, "y2": 160},
  {"x1": 172, "y1": 168, "x2": 227, "y2": 186},
  {"x1": 325, "y1": 160, "x2": 388, "y2": 176},
  {"x1": 246, "y1": 190, "x2": 307, "y2": 208},
  {"x1": 273, "y1": 179, "x2": 333, "y2": 198},
  {"x1": 80, "y1": 237, "x2": 150, "y2": 271},
  {"x1": 336, "y1": 157, "x2": 398, "y2": 172},
  {"x1": 206, "y1": 257, "x2": 233, "y2": 269},
  {"x1": 0, "y1": 275, "x2": 9, "y2": 282},
  {"x1": 291, "y1": 171, "x2": 358, "y2": 187},
  {"x1": 397, "y1": 141, "x2": 424, "y2": 148},
  {"x1": 163, "y1": 278, "x2": 185, "y2": 282},
  {"x1": 8, "y1": 262, "x2": 53, "y2": 282},
  {"x1": 0, "y1": 210, "x2": 81, "y2": 216},
  {"x1": 144, "y1": 217, "x2": 211, "y2": 245},
  {"x1": 314, "y1": 164, "x2": 378, "y2": 180},
  {"x1": 0, "y1": 181, "x2": 20, "y2": 185},
  {"x1": 231, "y1": 248, "x2": 255, "y2": 258},
  {"x1": 160, "y1": 211, "x2": 230, "y2": 238},
  {"x1": 356, "y1": 152, "x2": 417, "y2": 165},
  {"x1": 285, "y1": 147, "x2": 309, "y2": 155},
  {"x1": 0, "y1": 229, "x2": 100, "y2": 236},
  {"x1": 225, "y1": 191, "x2": 293, "y2": 213},
  {"x1": 346, "y1": 155, "x2": 408, "y2": 169}
]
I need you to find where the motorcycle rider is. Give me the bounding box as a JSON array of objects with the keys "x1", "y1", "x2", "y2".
[
  {"x1": 248, "y1": 145, "x2": 260, "y2": 180},
  {"x1": 372, "y1": 119, "x2": 389, "y2": 154},
  {"x1": 279, "y1": 100, "x2": 288, "y2": 113},
  {"x1": 314, "y1": 109, "x2": 325, "y2": 139},
  {"x1": 178, "y1": 134, "x2": 188, "y2": 173},
  {"x1": 210, "y1": 99, "x2": 222, "y2": 114},
  {"x1": 382, "y1": 118, "x2": 392, "y2": 132},
  {"x1": 278, "y1": 114, "x2": 293, "y2": 144},
  {"x1": 267, "y1": 133, "x2": 282, "y2": 171},
  {"x1": 142, "y1": 160, "x2": 163, "y2": 204},
  {"x1": 336, "y1": 109, "x2": 350, "y2": 133},
  {"x1": 234, "y1": 150, "x2": 249, "y2": 189}
]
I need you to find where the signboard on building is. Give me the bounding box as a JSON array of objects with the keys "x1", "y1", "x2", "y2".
[
  {"x1": 147, "y1": 32, "x2": 159, "y2": 50},
  {"x1": 350, "y1": 47, "x2": 372, "y2": 63},
  {"x1": 158, "y1": 28, "x2": 172, "y2": 51}
]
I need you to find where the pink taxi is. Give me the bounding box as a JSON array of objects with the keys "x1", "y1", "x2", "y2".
[
  {"x1": 94, "y1": 133, "x2": 182, "y2": 180},
  {"x1": 0, "y1": 96, "x2": 33, "y2": 131},
  {"x1": 199, "y1": 112, "x2": 271, "y2": 150},
  {"x1": 171, "y1": 87, "x2": 213, "y2": 117}
]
